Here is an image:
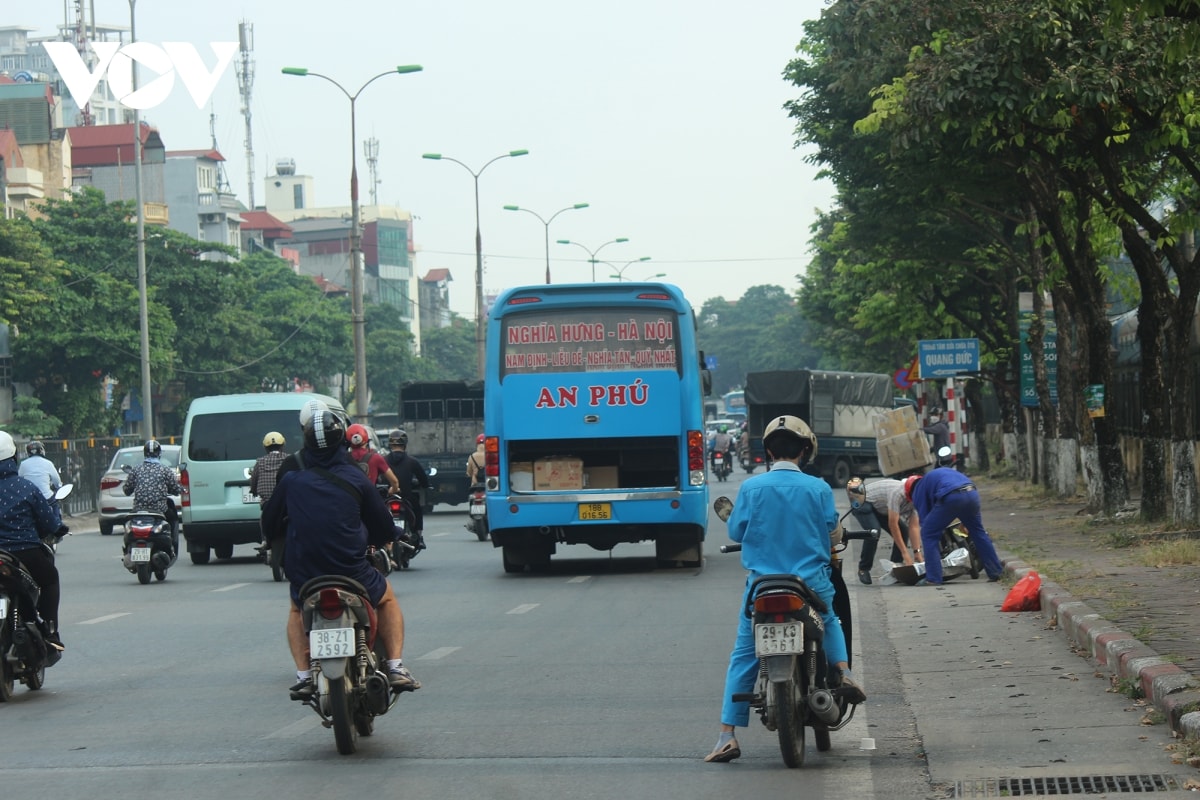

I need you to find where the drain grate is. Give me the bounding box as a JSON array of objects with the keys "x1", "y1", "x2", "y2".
[{"x1": 955, "y1": 774, "x2": 1179, "y2": 797}]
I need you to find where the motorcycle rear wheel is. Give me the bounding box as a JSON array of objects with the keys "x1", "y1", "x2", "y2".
[
  {"x1": 136, "y1": 563, "x2": 152, "y2": 585},
  {"x1": 475, "y1": 517, "x2": 489, "y2": 542},
  {"x1": 329, "y1": 675, "x2": 358, "y2": 755},
  {"x1": 813, "y1": 724, "x2": 832, "y2": 752},
  {"x1": 0, "y1": 619, "x2": 13, "y2": 701},
  {"x1": 24, "y1": 660, "x2": 44, "y2": 691},
  {"x1": 270, "y1": 545, "x2": 286, "y2": 582},
  {"x1": 773, "y1": 679, "x2": 806, "y2": 768}
]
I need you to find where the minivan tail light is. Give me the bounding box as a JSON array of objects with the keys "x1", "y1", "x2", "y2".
[{"x1": 180, "y1": 466, "x2": 191, "y2": 508}]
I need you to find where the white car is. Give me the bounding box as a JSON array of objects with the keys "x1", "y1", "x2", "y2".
[{"x1": 97, "y1": 445, "x2": 182, "y2": 535}]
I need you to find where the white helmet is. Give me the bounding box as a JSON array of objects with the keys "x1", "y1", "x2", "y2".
[
  {"x1": 0, "y1": 430, "x2": 15, "y2": 461},
  {"x1": 298, "y1": 399, "x2": 329, "y2": 429}
]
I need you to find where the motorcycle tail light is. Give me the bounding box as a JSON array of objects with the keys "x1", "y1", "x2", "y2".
[
  {"x1": 318, "y1": 588, "x2": 345, "y2": 620},
  {"x1": 755, "y1": 593, "x2": 804, "y2": 614},
  {"x1": 388, "y1": 500, "x2": 403, "y2": 516},
  {"x1": 131, "y1": 526, "x2": 153, "y2": 539}
]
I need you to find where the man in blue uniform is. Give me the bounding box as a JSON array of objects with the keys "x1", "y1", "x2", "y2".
[
  {"x1": 904, "y1": 467, "x2": 1003, "y2": 584},
  {"x1": 705, "y1": 415, "x2": 865, "y2": 763}
]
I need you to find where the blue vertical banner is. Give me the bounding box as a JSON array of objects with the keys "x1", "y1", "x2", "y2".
[{"x1": 1019, "y1": 311, "x2": 1057, "y2": 407}]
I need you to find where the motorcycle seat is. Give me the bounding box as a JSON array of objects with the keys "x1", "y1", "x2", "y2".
[{"x1": 298, "y1": 574, "x2": 370, "y2": 600}]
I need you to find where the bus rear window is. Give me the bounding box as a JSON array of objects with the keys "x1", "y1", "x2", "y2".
[{"x1": 501, "y1": 308, "x2": 679, "y2": 377}]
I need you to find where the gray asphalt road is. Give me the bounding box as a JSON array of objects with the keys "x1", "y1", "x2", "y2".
[{"x1": 1, "y1": 470, "x2": 1187, "y2": 799}]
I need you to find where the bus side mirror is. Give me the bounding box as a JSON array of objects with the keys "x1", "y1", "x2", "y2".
[{"x1": 701, "y1": 369, "x2": 713, "y2": 396}]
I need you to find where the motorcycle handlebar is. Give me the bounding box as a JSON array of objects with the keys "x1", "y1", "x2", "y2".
[{"x1": 720, "y1": 528, "x2": 879, "y2": 556}]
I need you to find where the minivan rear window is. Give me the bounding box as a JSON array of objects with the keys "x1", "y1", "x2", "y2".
[{"x1": 187, "y1": 411, "x2": 301, "y2": 461}]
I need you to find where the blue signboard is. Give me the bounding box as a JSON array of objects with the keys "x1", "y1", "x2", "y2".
[
  {"x1": 1019, "y1": 312, "x2": 1057, "y2": 407},
  {"x1": 918, "y1": 338, "x2": 980, "y2": 378}
]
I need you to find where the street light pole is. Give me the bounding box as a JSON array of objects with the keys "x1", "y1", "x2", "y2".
[
  {"x1": 608, "y1": 256, "x2": 653, "y2": 281},
  {"x1": 128, "y1": 0, "x2": 153, "y2": 439},
  {"x1": 422, "y1": 150, "x2": 529, "y2": 379},
  {"x1": 557, "y1": 237, "x2": 629, "y2": 282},
  {"x1": 283, "y1": 65, "x2": 423, "y2": 424},
  {"x1": 503, "y1": 203, "x2": 589, "y2": 284}
]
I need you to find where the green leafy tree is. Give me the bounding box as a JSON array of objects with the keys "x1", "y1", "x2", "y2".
[
  {"x1": 0, "y1": 216, "x2": 67, "y2": 328},
  {"x1": 8, "y1": 395, "x2": 63, "y2": 439},
  {"x1": 419, "y1": 316, "x2": 477, "y2": 381}
]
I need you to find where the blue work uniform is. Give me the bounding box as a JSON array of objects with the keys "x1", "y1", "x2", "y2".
[
  {"x1": 719, "y1": 461, "x2": 848, "y2": 728},
  {"x1": 909, "y1": 467, "x2": 1003, "y2": 584}
]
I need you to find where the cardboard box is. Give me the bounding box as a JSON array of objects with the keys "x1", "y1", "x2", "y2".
[
  {"x1": 583, "y1": 466, "x2": 619, "y2": 489},
  {"x1": 533, "y1": 457, "x2": 584, "y2": 491},
  {"x1": 877, "y1": 430, "x2": 934, "y2": 476},
  {"x1": 873, "y1": 406, "x2": 921, "y2": 439},
  {"x1": 510, "y1": 461, "x2": 534, "y2": 492}
]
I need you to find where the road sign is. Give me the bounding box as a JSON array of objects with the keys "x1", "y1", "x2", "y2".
[
  {"x1": 918, "y1": 338, "x2": 979, "y2": 378},
  {"x1": 705, "y1": 355, "x2": 718, "y2": 369}
]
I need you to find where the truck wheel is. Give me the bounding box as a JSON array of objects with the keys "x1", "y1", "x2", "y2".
[{"x1": 832, "y1": 458, "x2": 852, "y2": 488}]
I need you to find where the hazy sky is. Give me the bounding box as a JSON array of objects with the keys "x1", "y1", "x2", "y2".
[{"x1": 22, "y1": 0, "x2": 836, "y2": 319}]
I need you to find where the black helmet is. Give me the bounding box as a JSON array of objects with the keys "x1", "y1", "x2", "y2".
[
  {"x1": 143, "y1": 439, "x2": 162, "y2": 458},
  {"x1": 26, "y1": 441, "x2": 45, "y2": 457},
  {"x1": 388, "y1": 429, "x2": 408, "y2": 447},
  {"x1": 303, "y1": 408, "x2": 345, "y2": 452}
]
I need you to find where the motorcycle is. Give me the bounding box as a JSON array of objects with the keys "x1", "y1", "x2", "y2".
[
  {"x1": 119, "y1": 464, "x2": 179, "y2": 584},
  {"x1": 711, "y1": 449, "x2": 732, "y2": 482},
  {"x1": 466, "y1": 483, "x2": 489, "y2": 542},
  {"x1": 0, "y1": 484, "x2": 73, "y2": 702},
  {"x1": 384, "y1": 490, "x2": 420, "y2": 570},
  {"x1": 738, "y1": 444, "x2": 764, "y2": 474},
  {"x1": 713, "y1": 495, "x2": 868, "y2": 768},
  {"x1": 296, "y1": 572, "x2": 406, "y2": 754}
]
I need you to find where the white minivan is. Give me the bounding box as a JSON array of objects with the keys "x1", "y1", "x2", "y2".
[{"x1": 179, "y1": 392, "x2": 346, "y2": 564}]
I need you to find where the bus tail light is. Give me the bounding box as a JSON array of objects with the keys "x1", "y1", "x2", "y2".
[
  {"x1": 485, "y1": 436, "x2": 499, "y2": 477},
  {"x1": 687, "y1": 430, "x2": 706, "y2": 486}
]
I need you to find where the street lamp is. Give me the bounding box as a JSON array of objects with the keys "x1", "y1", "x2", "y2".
[
  {"x1": 557, "y1": 237, "x2": 629, "y2": 282},
  {"x1": 128, "y1": 0, "x2": 152, "y2": 438},
  {"x1": 283, "y1": 64, "x2": 423, "y2": 425},
  {"x1": 504, "y1": 204, "x2": 589, "y2": 284},
  {"x1": 608, "y1": 256, "x2": 653, "y2": 281},
  {"x1": 422, "y1": 150, "x2": 529, "y2": 378},
  {"x1": 643, "y1": 272, "x2": 667, "y2": 281}
]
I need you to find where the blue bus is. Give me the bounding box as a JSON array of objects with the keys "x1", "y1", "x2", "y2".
[
  {"x1": 721, "y1": 389, "x2": 747, "y2": 425},
  {"x1": 483, "y1": 282, "x2": 712, "y2": 572}
]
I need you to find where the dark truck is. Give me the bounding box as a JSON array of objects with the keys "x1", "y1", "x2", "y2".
[
  {"x1": 745, "y1": 369, "x2": 895, "y2": 487},
  {"x1": 398, "y1": 380, "x2": 485, "y2": 510}
]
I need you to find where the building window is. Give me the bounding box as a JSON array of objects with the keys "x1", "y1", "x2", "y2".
[{"x1": 293, "y1": 184, "x2": 304, "y2": 209}]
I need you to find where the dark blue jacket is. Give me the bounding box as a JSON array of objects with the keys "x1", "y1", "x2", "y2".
[
  {"x1": 262, "y1": 446, "x2": 395, "y2": 606},
  {"x1": 0, "y1": 457, "x2": 61, "y2": 552},
  {"x1": 909, "y1": 467, "x2": 973, "y2": 521}
]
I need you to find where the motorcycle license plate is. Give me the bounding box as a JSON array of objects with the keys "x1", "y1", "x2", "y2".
[
  {"x1": 714, "y1": 456, "x2": 724, "y2": 464},
  {"x1": 129, "y1": 546, "x2": 152, "y2": 563},
  {"x1": 755, "y1": 623, "x2": 804, "y2": 657},
  {"x1": 310, "y1": 627, "x2": 355, "y2": 658},
  {"x1": 470, "y1": 502, "x2": 486, "y2": 517},
  {"x1": 578, "y1": 502, "x2": 611, "y2": 521},
  {"x1": 0, "y1": 596, "x2": 8, "y2": 618},
  {"x1": 241, "y1": 487, "x2": 256, "y2": 504}
]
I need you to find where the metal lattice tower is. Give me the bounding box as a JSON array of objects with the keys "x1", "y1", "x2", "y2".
[{"x1": 235, "y1": 21, "x2": 256, "y2": 209}]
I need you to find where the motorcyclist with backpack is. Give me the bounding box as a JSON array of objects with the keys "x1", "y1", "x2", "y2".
[
  {"x1": 345, "y1": 424, "x2": 400, "y2": 496},
  {"x1": 384, "y1": 429, "x2": 431, "y2": 550}
]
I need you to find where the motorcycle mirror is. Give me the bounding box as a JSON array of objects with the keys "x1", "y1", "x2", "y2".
[
  {"x1": 937, "y1": 445, "x2": 952, "y2": 459},
  {"x1": 121, "y1": 464, "x2": 134, "y2": 475},
  {"x1": 713, "y1": 495, "x2": 733, "y2": 522},
  {"x1": 54, "y1": 483, "x2": 74, "y2": 501}
]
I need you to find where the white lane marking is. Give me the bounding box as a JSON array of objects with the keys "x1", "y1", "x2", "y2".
[
  {"x1": 506, "y1": 604, "x2": 539, "y2": 615},
  {"x1": 417, "y1": 646, "x2": 461, "y2": 660},
  {"x1": 212, "y1": 583, "x2": 251, "y2": 592},
  {"x1": 263, "y1": 717, "x2": 323, "y2": 739},
  {"x1": 567, "y1": 576, "x2": 591, "y2": 583},
  {"x1": 79, "y1": 613, "x2": 132, "y2": 625},
  {"x1": 431, "y1": 532, "x2": 450, "y2": 538}
]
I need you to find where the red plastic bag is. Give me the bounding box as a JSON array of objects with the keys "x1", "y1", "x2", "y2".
[{"x1": 1000, "y1": 571, "x2": 1041, "y2": 612}]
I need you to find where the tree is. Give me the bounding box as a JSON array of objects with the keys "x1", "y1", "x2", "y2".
[
  {"x1": 419, "y1": 316, "x2": 477, "y2": 381},
  {"x1": 8, "y1": 395, "x2": 63, "y2": 439},
  {"x1": 0, "y1": 216, "x2": 67, "y2": 329}
]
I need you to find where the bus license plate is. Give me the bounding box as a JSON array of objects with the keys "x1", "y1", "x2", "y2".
[
  {"x1": 578, "y1": 503, "x2": 612, "y2": 521},
  {"x1": 310, "y1": 627, "x2": 355, "y2": 658},
  {"x1": 129, "y1": 547, "x2": 152, "y2": 563},
  {"x1": 755, "y1": 623, "x2": 803, "y2": 657}
]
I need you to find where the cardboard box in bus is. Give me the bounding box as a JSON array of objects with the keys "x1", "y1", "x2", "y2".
[
  {"x1": 510, "y1": 462, "x2": 534, "y2": 492},
  {"x1": 584, "y1": 466, "x2": 619, "y2": 489},
  {"x1": 534, "y1": 457, "x2": 584, "y2": 490}
]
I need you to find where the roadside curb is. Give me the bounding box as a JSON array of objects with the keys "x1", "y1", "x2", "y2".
[{"x1": 1000, "y1": 555, "x2": 1200, "y2": 743}]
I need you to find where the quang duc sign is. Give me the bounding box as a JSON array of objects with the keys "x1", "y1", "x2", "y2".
[{"x1": 918, "y1": 338, "x2": 980, "y2": 378}]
